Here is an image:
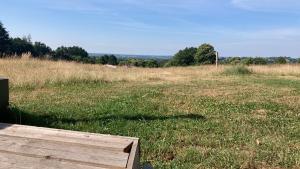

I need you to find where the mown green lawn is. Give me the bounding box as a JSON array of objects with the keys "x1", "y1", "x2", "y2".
[{"x1": 2, "y1": 74, "x2": 300, "y2": 168}]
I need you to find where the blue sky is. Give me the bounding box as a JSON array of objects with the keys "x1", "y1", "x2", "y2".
[{"x1": 1, "y1": 0, "x2": 300, "y2": 57}]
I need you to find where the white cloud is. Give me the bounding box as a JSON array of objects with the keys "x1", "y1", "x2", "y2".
[{"x1": 231, "y1": 0, "x2": 300, "y2": 12}]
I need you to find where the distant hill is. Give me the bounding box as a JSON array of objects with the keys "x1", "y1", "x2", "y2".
[{"x1": 89, "y1": 53, "x2": 172, "y2": 60}]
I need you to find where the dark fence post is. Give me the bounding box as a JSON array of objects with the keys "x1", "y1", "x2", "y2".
[{"x1": 0, "y1": 78, "x2": 9, "y2": 111}]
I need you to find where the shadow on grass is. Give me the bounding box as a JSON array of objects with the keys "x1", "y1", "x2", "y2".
[{"x1": 1, "y1": 107, "x2": 206, "y2": 127}]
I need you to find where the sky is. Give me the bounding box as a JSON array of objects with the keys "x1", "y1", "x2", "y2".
[{"x1": 1, "y1": 0, "x2": 300, "y2": 57}]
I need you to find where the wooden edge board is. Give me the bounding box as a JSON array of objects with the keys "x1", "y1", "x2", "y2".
[
  {"x1": 0, "y1": 151, "x2": 113, "y2": 169},
  {"x1": 126, "y1": 140, "x2": 140, "y2": 169},
  {"x1": 0, "y1": 123, "x2": 141, "y2": 169},
  {"x1": 0, "y1": 123, "x2": 137, "y2": 151},
  {"x1": 0, "y1": 136, "x2": 129, "y2": 168},
  {"x1": 0, "y1": 123, "x2": 139, "y2": 141},
  {"x1": 0, "y1": 134, "x2": 129, "y2": 160},
  {"x1": 0, "y1": 132, "x2": 130, "y2": 152}
]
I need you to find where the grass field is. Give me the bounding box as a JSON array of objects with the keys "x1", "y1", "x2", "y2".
[{"x1": 0, "y1": 57, "x2": 299, "y2": 168}]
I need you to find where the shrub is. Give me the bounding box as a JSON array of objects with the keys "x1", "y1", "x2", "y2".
[
  {"x1": 8, "y1": 37, "x2": 34, "y2": 56},
  {"x1": 252, "y1": 57, "x2": 268, "y2": 65},
  {"x1": 194, "y1": 43, "x2": 216, "y2": 64},
  {"x1": 275, "y1": 57, "x2": 287, "y2": 64},
  {"x1": 32, "y1": 42, "x2": 52, "y2": 58},
  {"x1": 227, "y1": 57, "x2": 241, "y2": 65},
  {"x1": 119, "y1": 58, "x2": 158, "y2": 68},
  {"x1": 223, "y1": 65, "x2": 252, "y2": 75},
  {"x1": 53, "y1": 46, "x2": 88, "y2": 61},
  {"x1": 166, "y1": 47, "x2": 196, "y2": 66},
  {"x1": 241, "y1": 58, "x2": 253, "y2": 65}
]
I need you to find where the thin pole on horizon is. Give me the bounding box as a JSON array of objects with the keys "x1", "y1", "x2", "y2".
[{"x1": 216, "y1": 51, "x2": 219, "y2": 68}]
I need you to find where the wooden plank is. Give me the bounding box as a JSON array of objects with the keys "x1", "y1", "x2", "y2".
[
  {"x1": 126, "y1": 140, "x2": 140, "y2": 169},
  {"x1": 0, "y1": 123, "x2": 136, "y2": 143},
  {"x1": 0, "y1": 78, "x2": 9, "y2": 111},
  {"x1": 0, "y1": 134, "x2": 129, "y2": 168},
  {"x1": 0, "y1": 123, "x2": 135, "y2": 152},
  {"x1": 0, "y1": 151, "x2": 109, "y2": 169},
  {"x1": 0, "y1": 123, "x2": 141, "y2": 169}
]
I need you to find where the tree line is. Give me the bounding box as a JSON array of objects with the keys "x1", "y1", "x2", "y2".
[
  {"x1": 0, "y1": 21, "x2": 162, "y2": 67},
  {"x1": 1, "y1": 21, "x2": 299, "y2": 67},
  {"x1": 220, "y1": 56, "x2": 300, "y2": 65},
  {"x1": 166, "y1": 44, "x2": 300, "y2": 66},
  {"x1": 165, "y1": 44, "x2": 217, "y2": 66}
]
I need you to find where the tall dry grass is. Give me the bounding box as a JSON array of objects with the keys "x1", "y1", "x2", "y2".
[
  {"x1": 249, "y1": 64, "x2": 300, "y2": 77},
  {"x1": 0, "y1": 56, "x2": 299, "y2": 87},
  {"x1": 0, "y1": 57, "x2": 224, "y2": 87}
]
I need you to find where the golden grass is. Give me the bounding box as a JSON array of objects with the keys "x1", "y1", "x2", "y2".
[
  {"x1": 2, "y1": 56, "x2": 299, "y2": 168},
  {"x1": 0, "y1": 57, "x2": 223, "y2": 86},
  {"x1": 249, "y1": 64, "x2": 300, "y2": 77},
  {"x1": 0, "y1": 57, "x2": 299, "y2": 87}
]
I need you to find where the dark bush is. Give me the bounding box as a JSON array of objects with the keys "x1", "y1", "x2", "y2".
[
  {"x1": 32, "y1": 42, "x2": 52, "y2": 58},
  {"x1": 194, "y1": 43, "x2": 216, "y2": 64},
  {"x1": 252, "y1": 57, "x2": 268, "y2": 65},
  {"x1": 167, "y1": 47, "x2": 197, "y2": 66},
  {"x1": 8, "y1": 37, "x2": 34, "y2": 56},
  {"x1": 223, "y1": 66, "x2": 252, "y2": 75},
  {"x1": 275, "y1": 57, "x2": 287, "y2": 64},
  {"x1": 119, "y1": 58, "x2": 158, "y2": 68},
  {"x1": 0, "y1": 22, "x2": 10, "y2": 56},
  {"x1": 53, "y1": 46, "x2": 88, "y2": 61}
]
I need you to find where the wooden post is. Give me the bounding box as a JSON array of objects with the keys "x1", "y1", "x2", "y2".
[
  {"x1": 0, "y1": 78, "x2": 9, "y2": 111},
  {"x1": 215, "y1": 51, "x2": 219, "y2": 68}
]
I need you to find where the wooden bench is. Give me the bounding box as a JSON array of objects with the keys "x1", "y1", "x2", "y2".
[
  {"x1": 0, "y1": 78, "x2": 9, "y2": 111},
  {"x1": 0, "y1": 123, "x2": 140, "y2": 169}
]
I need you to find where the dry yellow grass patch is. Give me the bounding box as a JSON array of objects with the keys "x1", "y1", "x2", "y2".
[
  {"x1": 0, "y1": 57, "x2": 224, "y2": 86},
  {"x1": 1, "y1": 57, "x2": 300, "y2": 87},
  {"x1": 250, "y1": 64, "x2": 300, "y2": 76}
]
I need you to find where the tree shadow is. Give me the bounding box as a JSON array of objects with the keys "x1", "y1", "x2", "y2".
[
  {"x1": 1, "y1": 107, "x2": 206, "y2": 128},
  {"x1": 1, "y1": 107, "x2": 205, "y2": 168}
]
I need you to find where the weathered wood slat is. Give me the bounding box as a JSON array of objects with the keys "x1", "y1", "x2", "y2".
[
  {"x1": 126, "y1": 140, "x2": 140, "y2": 169},
  {"x1": 0, "y1": 152, "x2": 109, "y2": 169},
  {"x1": 0, "y1": 76, "x2": 140, "y2": 169},
  {"x1": 0, "y1": 135, "x2": 129, "y2": 168},
  {"x1": 0, "y1": 123, "x2": 140, "y2": 169},
  {"x1": 0, "y1": 123, "x2": 133, "y2": 151}
]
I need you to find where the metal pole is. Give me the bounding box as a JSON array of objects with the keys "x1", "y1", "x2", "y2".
[{"x1": 216, "y1": 51, "x2": 219, "y2": 68}]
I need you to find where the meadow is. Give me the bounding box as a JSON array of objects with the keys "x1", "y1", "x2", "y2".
[{"x1": 0, "y1": 57, "x2": 299, "y2": 168}]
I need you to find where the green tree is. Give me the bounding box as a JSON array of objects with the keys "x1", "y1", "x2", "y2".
[
  {"x1": 144, "y1": 59, "x2": 159, "y2": 68},
  {"x1": 95, "y1": 57, "x2": 104, "y2": 64},
  {"x1": 227, "y1": 57, "x2": 241, "y2": 65},
  {"x1": 53, "y1": 46, "x2": 88, "y2": 61},
  {"x1": 118, "y1": 58, "x2": 158, "y2": 68},
  {"x1": 96, "y1": 55, "x2": 118, "y2": 65},
  {"x1": 167, "y1": 47, "x2": 197, "y2": 66},
  {"x1": 194, "y1": 44, "x2": 216, "y2": 64},
  {"x1": 0, "y1": 22, "x2": 11, "y2": 56},
  {"x1": 32, "y1": 42, "x2": 52, "y2": 58},
  {"x1": 106, "y1": 55, "x2": 118, "y2": 65},
  {"x1": 9, "y1": 37, "x2": 34, "y2": 56},
  {"x1": 241, "y1": 57, "x2": 254, "y2": 65},
  {"x1": 275, "y1": 57, "x2": 287, "y2": 64},
  {"x1": 252, "y1": 57, "x2": 268, "y2": 65},
  {"x1": 53, "y1": 47, "x2": 71, "y2": 60}
]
